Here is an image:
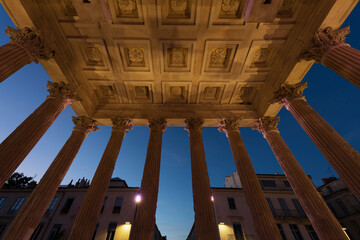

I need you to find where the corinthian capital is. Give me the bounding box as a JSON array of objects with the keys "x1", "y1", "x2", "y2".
[
  {"x1": 271, "y1": 82, "x2": 307, "y2": 104},
  {"x1": 149, "y1": 118, "x2": 167, "y2": 131},
  {"x1": 218, "y1": 118, "x2": 241, "y2": 137},
  {"x1": 184, "y1": 117, "x2": 204, "y2": 132},
  {"x1": 253, "y1": 116, "x2": 280, "y2": 136},
  {"x1": 72, "y1": 116, "x2": 99, "y2": 134},
  {"x1": 47, "y1": 81, "x2": 80, "y2": 105},
  {"x1": 111, "y1": 118, "x2": 133, "y2": 132},
  {"x1": 301, "y1": 26, "x2": 350, "y2": 62},
  {"x1": 5, "y1": 26, "x2": 54, "y2": 62}
]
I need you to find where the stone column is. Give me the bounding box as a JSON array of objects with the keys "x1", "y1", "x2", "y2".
[
  {"x1": 219, "y1": 118, "x2": 282, "y2": 240},
  {"x1": 302, "y1": 26, "x2": 360, "y2": 88},
  {"x1": 272, "y1": 82, "x2": 360, "y2": 199},
  {"x1": 0, "y1": 81, "x2": 79, "y2": 189},
  {"x1": 2, "y1": 116, "x2": 98, "y2": 240},
  {"x1": 0, "y1": 26, "x2": 53, "y2": 83},
  {"x1": 185, "y1": 118, "x2": 218, "y2": 240},
  {"x1": 130, "y1": 118, "x2": 167, "y2": 240},
  {"x1": 68, "y1": 118, "x2": 132, "y2": 240},
  {"x1": 254, "y1": 116, "x2": 348, "y2": 240}
]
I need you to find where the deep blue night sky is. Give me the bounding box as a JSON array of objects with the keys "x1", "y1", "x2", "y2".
[{"x1": 1, "y1": 3, "x2": 360, "y2": 239}]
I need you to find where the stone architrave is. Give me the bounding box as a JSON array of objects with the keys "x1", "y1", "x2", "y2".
[
  {"x1": 0, "y1": 26, "x2": 53, "y2": 83},
  {"x1": 301, "y1": 26, "x2": 360, "y2": 88},
  {"x1": 2, "y1": 116, "x2": 98, "y2": 240},
  {"x1": 219, "y1": 118, "x2": 282, "y2": 240},
  {"x1": 272, "y1": 82, "x2": 360, "y2": 199},
  {"x1": 68, "y1": 118, "x2": 132, "y2": 240},
  {"x1": 0, "y1": 81, "x2": 79, "y2": 189},
  {"x1": 184, "y1": 118, "x2": 219, "y2": 240},
  {"x1": 254, "y1": 116, "x2": 348, "y2": 240},
  {"x1": 130, "y1": 118, "x2": 167, "y2": 240}
]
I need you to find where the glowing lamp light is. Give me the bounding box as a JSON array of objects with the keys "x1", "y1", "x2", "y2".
[
  {"x1": 219, "y1": 222, "x2": 225, "y2": 225},
  {"x1": 125, "y1": 222, "x2": 131, "y2": 225},
  {"x1": 211, "y1": 196, "x2": 214, "y2": 202},
  {"x1": 135, "y1": 194, "x2": 142, "y2": 203}
]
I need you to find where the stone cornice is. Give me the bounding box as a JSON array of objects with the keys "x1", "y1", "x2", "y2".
[
  {"x1": 148, "y1": 118, "x2": 167, "y2": 131},
  {"x1": 218, "y1": 118, "x2": 241, "y2": 137},
  {"x1": 47, "y1": 81, "x2": 80, "y2": 105},
  {"x1": 111, "y1": 118, "x2": 133, "y2": 132},
  {"x1": 184, "y1": 117, "x2": 204, "y2": 131},
  {"x1": 271, "y1": 82, "x2": 307, "y2": 104},
  {"x1": 301, "y1": 26, "x2": 350, "y2": 63},
  {"x1": 253, "y1": 116, "x2": 280, "y2": 136},
  {"x1": 5, "y1": 26, "x2": 54, "y2": 63},
  {"x1": 72, "y1": 116, "x2": 99, "y2": 134}
]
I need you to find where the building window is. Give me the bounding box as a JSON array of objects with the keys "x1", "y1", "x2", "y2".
[
  {"x1": 60, "y1": 198, "x2": 74, "y2": 214},
  {"x1": 0, "y1": 198, "x2": 7, "y2": 208},
  {"x1": 92, "y1": 223, "x2": 99, "y2": 240},
  {"x1": 48, "y1": 224, "x2": 62, "y2": 240},
  {"x1": 101, "y1": 197, "x2": 107, "y2": 214},
  {"x1": 0, "y1": 223, "x2": 7, "y2": 236},
  {"x1": 266, "y1": 198, "x2": 276, "y2": 216},
  {"x1": 292, "y1": 199, "x2": 306, "y2": 217},
  {"x1": 45, "y1": 197, "x2": 58, "y2": 214},
  {"x1": 278, "y1": 198, "x2": 291, "y2": 217},
  {"x1": 327, "y1": 202, "x2": 337, "y2": 216},
  {"x1": 277, "y1": 224, "x2": 287, "y2": 240},
  {"x1": 8, "y1": 197, "x2": 25, "y2": 214},
  {"x1": 227, "y1": 197, "x2": 236, "y2": 210},
  {"x1": 289, "y1": 224, "x2": 304, "y2": 240},
  {"x1": 305, "y1": 225, "x2": 319, "y2": 240},
  {"x1": 260, "y1": 180, "x2": 277, "y2": 188},
  {"x1": 283, "y1": 180, "x2": 291, "y2": 188},
  {"x1": 336, "y1": 199, "x2": 349, "y2": 214},
  {"x1": 106, "y1": 222, "x2": 117, "y2": 240},
  {"x1": 112, "y1": 197, "x2": 123, "y2": 214},
  {"x1": 232, "y1": 223, "x2": 244, "y2": 240},
  {"x1": 30, "y1": 222, "x2": 44, "y2": 240}
]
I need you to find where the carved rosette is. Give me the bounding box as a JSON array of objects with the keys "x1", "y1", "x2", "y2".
[
  {"x1": 72, "y1": 116, "x2": 99, "y2": 134},
  {"x1": 218, "y1": 118, "x2": 241, "y2": 137},
  {"x1": 149, "y1": 118, "x2": 167, "y2": 131},
  {"x1": 184, "y1": 117, "x2": 204, "y2": 132},
  {"x1": 5, "y1": 26, "x2": 54, "y2": 63},
  {"x1": 253, "y1": 116, "x2": 280, "y2": 137},
  {"x1": 271, "y1": 82, "x2": 307, "y2": 106},
  {"x1": 111, "y1": 118, "x2": 133, "y2": 132},
  {"x1": 301, "y1": 26, "x2": 350, "y2": 63},
  {"x1": 47, "y1": 81, "x2": 81, "y2": 105}
]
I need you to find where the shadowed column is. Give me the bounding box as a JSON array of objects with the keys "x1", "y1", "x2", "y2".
[
  {"x1": 254, "y1": 116, "x2": 348, "y2": 240},
  {"x1": 219, "y1": 118, "x2": 282, "y2": 240},
  {"x1": 272, "y1": 82, "x2": 360, "y2": 199},
  {"x1": 0, "y1": 26, "x2": 53, "y2": 83},
  {"x1": 130, "y1": 118, "x2": 167, "y2": 240},
  {"x1": 0, "y1": 81, "x2": 79, "y2": 189},
  {"x1": 301, "y1": 26, "x2": 360, "y2": 88},
  {"x1": 69, "y1": 118, "x2": 132, "y2": 240},
  {"x1": 185, "y1": 117, "x2": 218, "y2": 240},
  {"x1": 2, "y1": 116, "x2": 98, "y2": 240}
]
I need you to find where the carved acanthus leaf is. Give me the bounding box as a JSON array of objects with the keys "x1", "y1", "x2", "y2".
[
  {"x1": 112, "y1": 118, "x2": 133, "y2": 132},
  {"x1": 149, "y1": 118, "x2": 167, "y2": 131},
  {"x1": 253, "y1": 116, "x2": 280, "y2": 135},
  {"x1": 47, "y1": 81, "x2": 80, "y2": 105},
  {"x1": 184, "y1": 117, "x2": 204, "y2": 131},
  {"x1": 5, "y1": 26, "x2": 54, "y2": 63},
  {"x1": 72, "y1": 116, "x2": 99, "y2": 134},
  {"x1": 301, "y1": 26, "x2": 350, "y2": 63},
  {"x1": 218, "y1": 118, "x2": 241, "y2": 137},
  {"x1": 271, "y1": 82, "x2": 307, "y2": 104}
]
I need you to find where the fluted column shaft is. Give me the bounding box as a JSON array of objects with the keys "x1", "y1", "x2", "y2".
[
  {"x1": 224, "y1": 128, "x2": 282, "y2": 240},
  {"x1": 285, "y1": 97, "x2": 360, "y2": 199},
  {"x1": 69, "y1": 119, "x2": 132, "y2": 240},
  {"x1": 185, "y1": 118, "x2": 218, "y2": 240},
  {"x1": 130, "y1": 119, "x2": 166, "y2": 240},
  {"x1": 2, "y1": 116, "x2": 98, "y2": 240},
  {"x1": 255, "y1": 117, "x2": 347, "y2": 240},
  {"x1": 0, "y1": 81, "x2": 78, "y2": 189}
]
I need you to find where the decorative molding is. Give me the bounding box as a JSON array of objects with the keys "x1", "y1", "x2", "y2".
[
  {"x1": 168, "y1": 48, "x2": 187, "y2": 66},
  {"x1": 219, "y1": 0, "x2": 241, "y2": 18},
  {"x1": 62, "y1": 0, "x2": 78, "y2": 16},
  {"x1": 271, "y1": 82, "x2": 307, "y2": 104},
  {"x1": 47, "y1": 81, "x2": 80, "y2": 105},
  {"x1": 209, "y1": 48, "x2": 230, "y2": 66},
  {"x1": 72, "y1": 116, "x2": 99, "y2": 134},
  {"x1": 116, "y1": 0, "x2": 139, "y2": 17},
  {"x1": 149, "y1": 118, "x2": 167, "y2": 131},
  {"x1": 99, "y1": 85, "x2": 115, "y2": 97},
  {"x1": 111, "y1": 118, "x2": 133, "y2": 132},
  {"x1": 168, "y1": 0, "x2": 190, "y2": 17},
  {"x1": 5, "y1": 26, "x2": 54, "y2": 63},
  {"x1": 301, "y1": 26, "x2": 350, "y2": 63},
  {"x1": 184, "y1": 117, "x2": 204, "y2": 131},
  {"x1": 252, "y1": 48, "x2": 271, "y2": 65},
  {"x1": 126, "y1": 48, "x2": 145, "y2": 66},
  {"x1": 277, "y1": 0, "x2": 294, "y2": 17},
  {"x1": 218, "y1": 118, "x2": 241, "y2": 137},
  {"x1": 253, "y1": 116, "x2": 280, "y2": 136},
  {"x1": 83, "y1": 47, "x2": 104, "y2": 66}
]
